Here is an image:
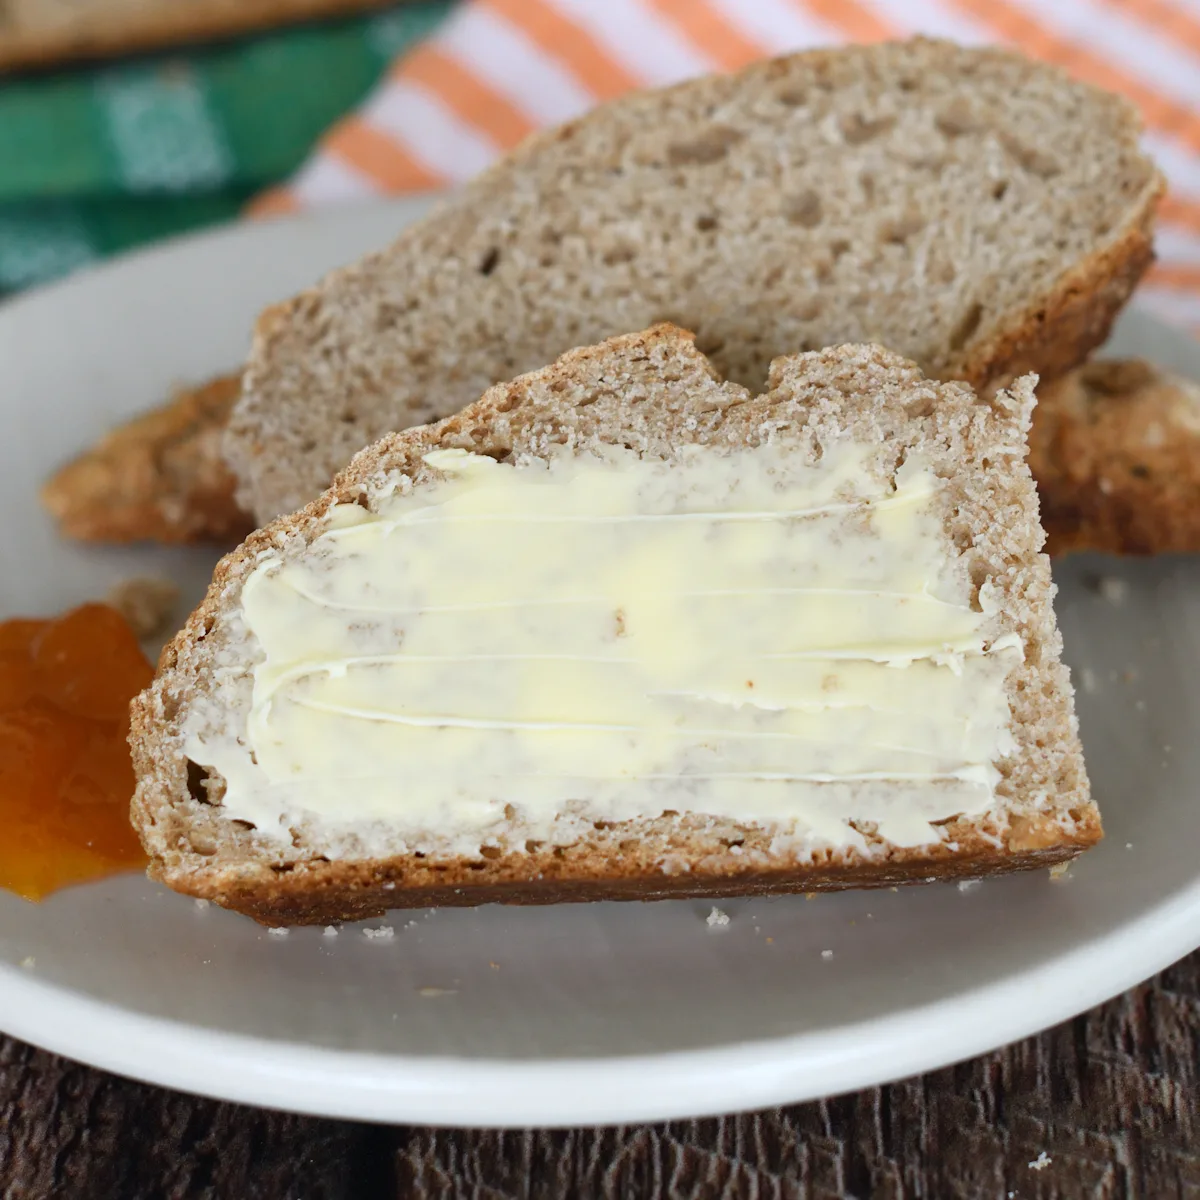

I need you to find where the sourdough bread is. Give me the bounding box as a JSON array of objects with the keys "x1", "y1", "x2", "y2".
[
  {"x1": 133, "y1": 326, "x2": 1098, "y2": 924},
  {"x1": 228, "y1": 38, "x2": 1163, "y2": 524}
]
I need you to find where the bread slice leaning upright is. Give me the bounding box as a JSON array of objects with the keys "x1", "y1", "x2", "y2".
[
  {"x1": 228, "y1": 38, "x2": 1164, "y2": 524},
  {"x1": 133, "y1": 326, "x2": 1098, "y2": 925}
]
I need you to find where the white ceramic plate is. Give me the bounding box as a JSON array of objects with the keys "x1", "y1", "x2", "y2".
[{"x1": 1, "y1": 200, "x2": 1198, "y2": 1129}]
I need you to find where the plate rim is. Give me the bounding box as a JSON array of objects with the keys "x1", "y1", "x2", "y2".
[
  {"x1": 1, "y1": 202, "x2": 1198, "y2": 1127},
  {"x1": 0, "y1": 878, "x2": 1194, "y2": 1127}
]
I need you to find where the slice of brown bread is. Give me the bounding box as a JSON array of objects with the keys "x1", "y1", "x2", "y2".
[
  {"x1": 132, "y1": 326, "x2": 1098, "y2": 925},
  {"x1": 41, "y1": 374, "x2": 252, "y2": 545},
  {"x1": 228, "y1": 38, "x2": 1164, "y2": 525},
  {"x1": 1032, "y1": 358, "x2": 1200, "y2": 555}
]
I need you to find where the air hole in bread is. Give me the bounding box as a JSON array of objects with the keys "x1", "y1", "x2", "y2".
[
  {"x1": 339, "y1": 411, "x2": 357, "y2": 424},
  {"x1": 841, "y1": 113, "x2": 895, "y2": 144},
  {"x1": 270, "y1": 863, "x2": 296, "y2": 875},
  {"x1": 479, "y1": 845, "x2": 503, "y2": 859},
  {"x1": 695, "y1": 332, "x2": 726, "y2": 358},
  {"x1": 1130, "y1": 464, "x2": 1151, "y2": 479},
  {"x1": 881, "y1": 214, "x2": 925, "y2": 246},
  {"x1": 478, "y1": 247, "x2": 501, "y2": 276},
  {"x1": 602, "y1": 244, "x2": 636, "y2": 266},
  {"x1": 524, "y1": 840, "x2": 543, "y2": 854},
  {"x1": 186, "y1": 760, "x2": 211, "y2": 805},
  {"x1": 467, "y1": 861, "x2": 487, "y2": 871},
  {"x1": 999, "y1": 133, "x2": 1060, "y2": 179},
  {"x1": 231, "y1": 819, "x2": 257, "y2": 832},
  {"x1": 992, "y1": 179, "x2": 1010, "y2": 201},
  {"x1": 934, "y1": 110, "x2": 979, "y2": 138},
  {"x1": 785, "y1": 190, "x2": 823, "y2": 227},
  {"x1": 696, "y1": 214, "x2": 718, "y2": 232},
  {"x1": 776, "y1": 87, "x2": 806, "y2": 107},
  {"x1": 831, "y1": 239, "x2": 851, "y2": 261},
  {"x1": 299, "y1": 439, "x2": 316, "y2": 454},
  {"x1": 667, "y1": 126, "x2": 744, "y2": 165},
  {"x1": 949, "y1": 302, "x2": 984, "y2": 352}
]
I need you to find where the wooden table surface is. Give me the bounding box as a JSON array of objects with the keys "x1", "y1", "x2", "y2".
[{"x1": 0, "y1": 952, "x2": 1193, "y2": 1199}]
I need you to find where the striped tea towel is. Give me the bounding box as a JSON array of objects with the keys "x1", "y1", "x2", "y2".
[
  {"x1": 254, "y1": 0, "x2": 1200, "y2": 334},
  {"x1": 0, "y1": 4, "x2": 450, "y2": 293}
]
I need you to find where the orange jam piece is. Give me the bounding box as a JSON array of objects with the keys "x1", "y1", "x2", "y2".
[{"x1": 0, "y1": 603, "x2": 152, "y2": 900}]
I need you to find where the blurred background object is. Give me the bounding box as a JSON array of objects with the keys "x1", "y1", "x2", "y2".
[
  {"x1": 0, "y1": 0, "x2": 405, "y2": 71},
  {"x1": 2, "y1": 0, "x2": 1200, "y2": 337}
]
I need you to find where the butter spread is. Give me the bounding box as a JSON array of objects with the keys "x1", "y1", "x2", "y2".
[{"x1": 184, "y1": 442, "x2": 1022, "y2": 854}]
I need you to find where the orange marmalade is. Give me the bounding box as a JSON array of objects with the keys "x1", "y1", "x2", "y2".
[{"x1": 0, "y1": 604, "x2": 151, "y2": 899}]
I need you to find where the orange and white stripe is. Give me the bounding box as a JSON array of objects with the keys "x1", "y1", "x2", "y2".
[{"x1": 252, "y1": 0, "x2": 1200, "y2": 334}]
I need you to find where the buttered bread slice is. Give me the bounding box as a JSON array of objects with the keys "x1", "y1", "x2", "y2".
[{"x1": 132, "y1": 327, "x2": 1098, "y2": 924}]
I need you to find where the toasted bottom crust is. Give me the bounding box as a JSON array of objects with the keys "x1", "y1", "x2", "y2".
[{"x1": 154, "y1": 822, "x2": 1101, "y2": 926}]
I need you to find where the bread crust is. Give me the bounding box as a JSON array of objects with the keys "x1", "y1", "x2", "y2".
[
  {"x1": 157, "y1": 828, "x2": 1097, "y2": 927},
  {"x1": 131, "y1": 327, "x2": 1098, "y2": 923},
  {"x1": 961, "y1": 201, "x2": 1159, "y2": 392}
]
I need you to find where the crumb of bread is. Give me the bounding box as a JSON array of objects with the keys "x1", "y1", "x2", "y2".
[
  {"x1": 1098, "y1": 577, "x2": 1129, "y2": 606},
  {"x1": 106, "y1": 577, "x2": 179, "y2": 640},
  {"x1": 821, "y1": 949, "x2": 833, "y2": 959},
  {"x1": 1029, "y1": 1152, "x2": 1052, "y2": 1171},
  {"x1": 193, "y1": 898, "x2": 209, "y2": 910},
  {"x1": 363, "y1": 925, "x2": 395, "y2": 941},
  {"x1": 706, "y1": 907, "x2": 730, "y2": 927},
  {"x1": 267, "y1": 927, "x2": 288, "y2": 938},
  {"x1": 1049, "y1": 863, "x2": 1073, "y2": 882},
  {"x1": 19, "y1": 957, "x2": 35, "y2": 971},
  {"x1": 323, "y1": 926, "x2": 338, "y2": 938},
  {"x1": 418, "y1": 986, "x2": 457, "y2": 997},
  {"x1": 957, "y1": 879, "x2": 982, "y2": 893}
]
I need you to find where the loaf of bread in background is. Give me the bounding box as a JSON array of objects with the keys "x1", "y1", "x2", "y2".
[
  {"x1": 132, "y1": 326, "x2": 1098, "y2": 925},
  {"x1": 1032, "y1": 359, "x2": 1200, "y2": 556},
  {"x1": 0, "y1": 0, "x2": 394, "y2": 71},
  {"x1": 227, "y1": 38, "x2": 1164, "y2": 523}
]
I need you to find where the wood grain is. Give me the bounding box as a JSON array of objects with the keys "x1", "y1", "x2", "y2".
[{"x1": 0, "y1": 952, "x2": 1194, "y2": 1199}]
